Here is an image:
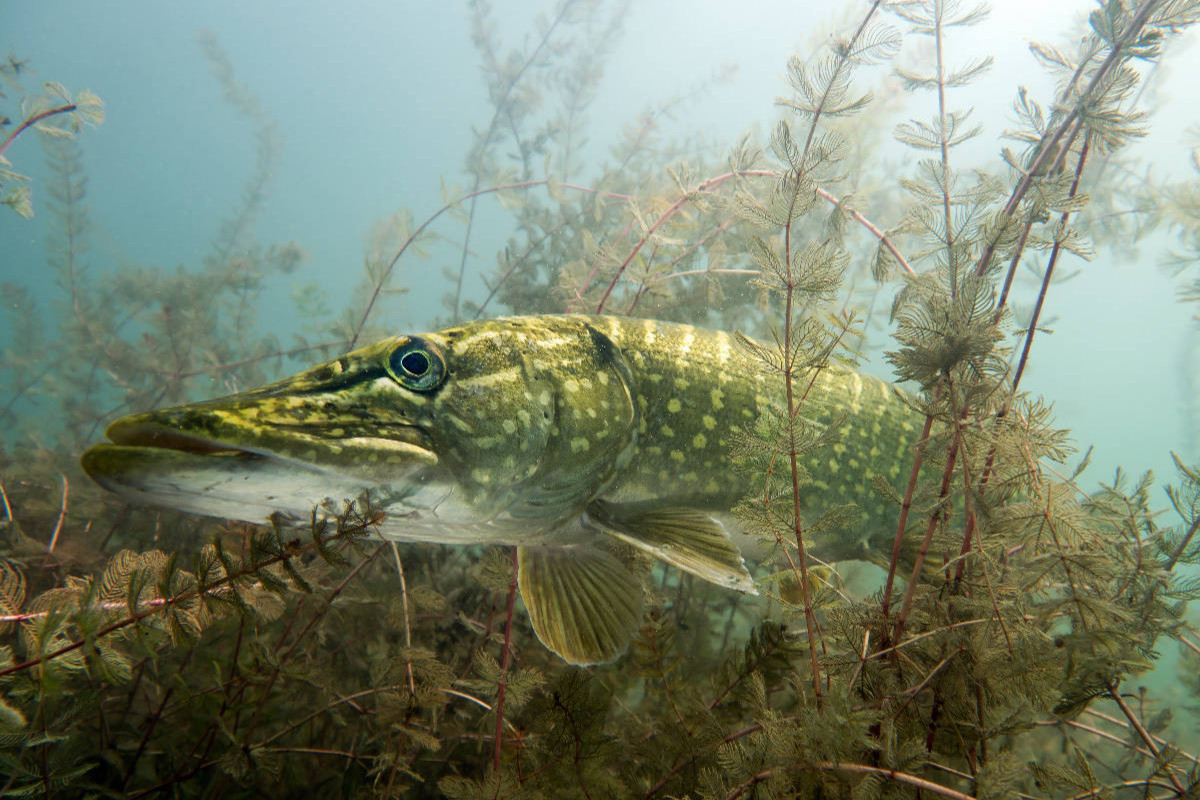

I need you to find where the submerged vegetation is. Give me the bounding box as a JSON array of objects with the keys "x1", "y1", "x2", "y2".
[{"x1": 5, "y1": 0, "x2": 1200, "y2": 796}]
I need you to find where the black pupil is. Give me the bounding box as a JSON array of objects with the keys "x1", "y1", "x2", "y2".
[{"x1": 401, "y1": 350, "x2": 430, "y2": 377}]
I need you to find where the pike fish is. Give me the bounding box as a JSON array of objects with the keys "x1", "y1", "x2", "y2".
[{"x1": 81, "y1": 315, "x2": 921, "y2": 665}]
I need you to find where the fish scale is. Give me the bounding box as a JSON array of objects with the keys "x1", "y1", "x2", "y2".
[{"x1": 82, "y1": 314, "x2": 924, "y2": 665}]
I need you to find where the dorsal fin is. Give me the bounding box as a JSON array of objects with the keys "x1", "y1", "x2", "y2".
[
  {"x1": 517, "y1": 543, "x2": 643, "y2": 665},
  {"x1": 586, "y1": 501, "x2": 757, "y2": 595}
]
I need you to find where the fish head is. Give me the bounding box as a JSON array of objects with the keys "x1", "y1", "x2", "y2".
[{"x1": 81, "y1": 316, "x2": 638, "y2": 539}]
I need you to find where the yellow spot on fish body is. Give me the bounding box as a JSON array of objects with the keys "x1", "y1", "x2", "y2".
[
  {"x1": 828, "y1": 458, "x2": 840, "y2": 474},
  {"x1": 571, "y1": 437, "x2": 590, "y2": 453},
  {"x1": 502, "y1": 419, "x2": 517, "y2": 434},
  {"x1": 667, "y1": 398, "x2": 682, "y2": 413},
  {"x1": 693, "y1": 433, "x2": 706, "y2": 449},
  {"x1": 586, "y1": 408, "x2": 597, "y2": 418},
  {"x1": 564, "y1": 378, "x2": 580, "y2": 393},
  {"x1": 702, "y1": 414, "x2": 716, "y2": 430},
  {"x1": 661, "y1": 424, "x2": 675, "y2": 437},
  {"x1": 671, "y1": 450, "x2": 685, "y2": 462},
  {"x1": 673, "y1": 377, "x2": 689, "y2": 390}
]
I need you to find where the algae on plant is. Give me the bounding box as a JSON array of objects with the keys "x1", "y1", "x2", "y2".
[{"x1": 4, "y1": 1, "x2": 1200, "y2": 797}]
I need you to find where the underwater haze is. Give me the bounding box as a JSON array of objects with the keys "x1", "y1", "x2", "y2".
[{"x1": 4, "y1": 0, "x2": 1200, "y2": 797}]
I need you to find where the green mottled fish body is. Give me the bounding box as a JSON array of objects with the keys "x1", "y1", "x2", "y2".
[{"x1": 82, "y1": 315, "x2": 922, "y2": 665}]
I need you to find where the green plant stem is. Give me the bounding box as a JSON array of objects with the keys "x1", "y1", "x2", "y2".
[
  {"x1": 474, "y1": 219, "x2": 567, "y2": 319},
  {"x1": 242, "y1": 542, "x2": 386, "y2": 747},
  {"x1": 0, "y1": 104, "x2": 75, "y2": 158},
  {"x1": 154, "y1": 340, "x2": 347, "y2": 378},
  {"x1": 782, "y1": 208, "x2": 823, "y2": 706},
  {"x1": 350, "y1": 179, "x2": 629, "y2": 347},
  {"x1": 452, "y1": 0, "x2": 578, "y2": 318},
  {"x1": 932, "y1": 0, "x2": 956, "y2": 293},
  {"x1": 492, "y1": 546, "x2": 519, "y2": 774}
]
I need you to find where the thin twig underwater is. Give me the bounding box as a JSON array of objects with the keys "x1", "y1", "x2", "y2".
[{"x1": 5, "y1": 0, "x2": 1200, "y2": 797}]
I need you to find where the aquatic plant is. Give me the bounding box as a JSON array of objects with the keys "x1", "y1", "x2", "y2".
[
  {"x1": 4, "y1": 0, "x2": 1200, "y2": 797},
  {"x1": 0, "y1": 61, "x2": 102, "y2": 220}
]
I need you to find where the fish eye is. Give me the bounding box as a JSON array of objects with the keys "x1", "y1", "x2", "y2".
[{"x1": 385, "y1": 337, "x2": 446, "y2": 392}]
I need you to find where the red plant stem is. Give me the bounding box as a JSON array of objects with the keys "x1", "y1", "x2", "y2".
[
  {"x1": 1108, "y1": 685, "x2": 1188, "y2": 794},
  {"x1": 894, "y1": 396, "x2": 962, "y2": 644},
  {"x1": 880, "y1": 410, "x2": 936, "y2": 621},
  {"x1": 591, "y1": 171, "x2": 914, "y2": 315},
  {"x1": 1166, "y1": 514, "x2": 1200, "y2": 571},
  {"x1": 973, "y1": 0, "x2": 1161, "y2": 279},
  {"x1": 0, "y1": 515, "x2": 383, "y2": 679},
  {"x1": 1011, "y1": 134, "x2": 1091, "y2": 394},
  {"x1": 0, "y1": 104, "x2": 76, "y2": 158},
  {"x1": 954, "y1": 135, "x2": 1092, "y2": 581},
  {"x1": 624, "y1": 221, "x2": 733, "y2": 316},
  {"x1": 814, "y1": 187, "x2": 915, "y2": 277},
  {"x1": 594, "y1": 171, "x2": 748, "y2": 313},
  {"x1": 493, "y1": 546, "x2": 520, "y2": 773},
  {"x1": 816, "y1": 763, "x2": 976, "y2": 800}
]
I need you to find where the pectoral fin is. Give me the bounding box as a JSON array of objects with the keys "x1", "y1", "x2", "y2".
[
  {"x1": 587, "y1": 500, "x2": 757, "y2": 595},
  {"x1": 517, "y1": 544, "x2": 643, "y2": 666}
]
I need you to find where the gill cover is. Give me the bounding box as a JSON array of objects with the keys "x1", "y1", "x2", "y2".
[
  {"x1": 426, "y1": 319, "x2": 639, "y2": 526},
  {"x1": 507, "y1": 323, "x2": 639, "y2": 522}
]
